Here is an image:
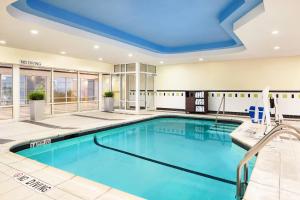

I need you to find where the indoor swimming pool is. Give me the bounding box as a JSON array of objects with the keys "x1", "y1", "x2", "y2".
[{"x1": 16, "y1": 117, "x2": 255, "y2": 200}]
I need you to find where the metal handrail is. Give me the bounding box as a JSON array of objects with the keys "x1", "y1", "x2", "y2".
[
  {"x1": 236, "y1": 124, "x2": 300, "y2": 200},
  {"x1": 215, "y1": 95, "x2": 225, "y2": 123}
]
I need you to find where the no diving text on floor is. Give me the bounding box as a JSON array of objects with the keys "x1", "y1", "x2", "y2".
[{"x1": 14, "y1": 172, "x2": 52, "y2": 193}]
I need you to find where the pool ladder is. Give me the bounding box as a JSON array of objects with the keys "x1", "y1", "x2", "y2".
[
  {"x1": 215, "y1": 95, "x2": 225, "y2": 123},
  {"x1": 236, "y1": 124, "x2": 300, "y2": 200}
]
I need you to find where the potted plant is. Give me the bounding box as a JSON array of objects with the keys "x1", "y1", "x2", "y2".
[
  {"x1": 103, "y1": 91, "x2": 114, "y2": 112},
  {"x1": 28, "y1": 86, "x2": 45, "y2": 121}
]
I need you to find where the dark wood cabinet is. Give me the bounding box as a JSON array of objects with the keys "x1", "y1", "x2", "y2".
[{"x1": 185, "y1": 91, "x2": 208, "y2": 114}]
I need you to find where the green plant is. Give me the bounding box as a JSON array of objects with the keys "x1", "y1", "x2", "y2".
[
  {"x1": 28, "y1": 86, "x2": 45, "y2": 100},
  {"x1": 104, "y1": 91, "x2": 114, "y2": 97}
]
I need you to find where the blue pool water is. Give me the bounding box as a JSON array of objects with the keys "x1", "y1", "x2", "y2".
[{"x1": 17, "y1": 117, "x2": 254, "y2": 200}]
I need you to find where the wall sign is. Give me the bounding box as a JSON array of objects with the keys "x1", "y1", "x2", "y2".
[
  {"x1": 20, "y1": 59, "x2": 42, "y2": 67},
  {"x1": 14, "y1": 172, "x2": 52, "y2": 193},
  {"x1": 30, "y1": 138, "x2": 51, "y2": 148}
]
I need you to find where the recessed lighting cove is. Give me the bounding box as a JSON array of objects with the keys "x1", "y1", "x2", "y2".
[
  {"x1": 30, "y1": 30, "x2": 39, "y2": 35},
  {"x1": 273, "y1": 46, "x2": 280, "y2": 50}
]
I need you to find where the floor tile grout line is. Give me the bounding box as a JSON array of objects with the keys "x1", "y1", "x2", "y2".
[
  {"x1": 279, "y1": 151, "x2": 282, "y2": 200},
  {"x1": 94, "y1": 187, "x2": 112, "y2": 200}
]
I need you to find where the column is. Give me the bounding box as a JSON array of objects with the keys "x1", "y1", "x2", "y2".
[
  {"x1": 12, "y1": 65, "x2": 20, "y2": 120},
  {"x1": 77, "y1": 71, "x2": 81, "y2": 112},
  {"x1": 135, "y1": 62, "x2": 140, "y2": 113},
  {"x1": 98, "y1": 73, "x2": 103, "y2": 110},
  {"x1": 50, "y1": 69, "x2": 54, "y2": 115}
]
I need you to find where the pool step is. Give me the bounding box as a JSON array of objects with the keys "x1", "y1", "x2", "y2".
[
  {"x1": 208, "y1": 126, "x2": 236, "y2": 133},
  {"x1": 209, "y1": 124, "x2": 238, "y2": 132},
  {"x1": 211, "y1": 123, "x2": 239, "y2": 128}
]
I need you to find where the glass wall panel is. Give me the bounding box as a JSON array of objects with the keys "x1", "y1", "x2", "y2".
[
  {"x1": 80, "y1": 73, "x2": 98, "y2": 111},
  {"x1": 114, "y1": 65, "x2": 121, "y2": 72},
  {"x1": 120, "y1": 74, "x2": 126, "y2": 109},
  {"x1": 148, "y1": 65, "x2": 156, "y2": 73},
  {"x1": 53, "y1": 71, "x2": 77, "y2": 114},
  {"x1": 140, "y1": 73, "x2": 146, "y2": 109},
  {"x1": 126, "y1": 74, "x2": 135, "y2": 110},
  {"x1": 141, "y1": 64, "x2": 147, "y2": 73},
  {"x1": 0, "y1": 66, "x2": 12, "y2": 120},
  {"x1": 20, "y1": 68, "x2": 50, "y2": 119},
  {"x1": 121, "y1": 64, "x2": 126, "y2": 72},
  {"x1": 111, "y1": 74, "x2": 120, "y2": 109},
  {"x1": 126, "y1": 63, "x2": 135, "y2": 72},
  {"x1": 146, "y1": 75, "x2": 155, "y2": 110},
  {"x1": 102, "y1": 74, "x2": 110, "y2": 95}
]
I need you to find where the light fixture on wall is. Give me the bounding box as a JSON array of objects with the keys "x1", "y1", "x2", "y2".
[
  {"x1": 0, "y1": 40, "x2": 6, "y2": 45},
  {"x1": 30, "y1": 30, "x2": 39, "y2": 35},
  {"x1": 98, "y1": 57, "x2": 103, "y2": 61},
  {"x1": 94, "y1": 45, "x2": 100, "y2": 49},
  {"x1": 60, "y1": 51, "x2": 66, "y2": 55},
  {"x1": 128, "y1": 53, "x2": 133, "y2": 57},
  {"x1": 273, "y1": 46, "x2": 280, "y2": 50},
  {"x1": 160, "y1": 61, "x2": 164, "y2": 64},
  {"x1": 271, "y1": 30, "x2": 279, "y2": 35},
  {"x1": 199, "y1": 58, "x2": 204, "y2": 61}
]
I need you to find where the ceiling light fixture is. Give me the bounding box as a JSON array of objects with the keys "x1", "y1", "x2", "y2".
[
  {"x1": 60, "y1": 51, "x2": 66, "y2": 55},
  {"x1": 94, "y1": 45, "x2": 100, "y2": 49},
  {"x1": 30, "y1": 30, "x2": 39, "y2": 35},
  {"x1": 271, "y1": 30, "x2": 279, "y2": 35},
  {"x1": 128, "y1": 53, "x2": 133, "y2": 57},
  {"x1": 199, "y1": 58, "x2": 204, "y2": 61},
  {"x1": 273, "y1": 46, "x2": 280, "y2": 50},
  {"x1": 160, "y1": 61, "x2": 164, "y2": 64},
  {"x1": 0, "y1": 40, "x2": 6, "y2": 45},
  {"x1": 98, "y1": 57, "x2": 103, "y2": 61}
]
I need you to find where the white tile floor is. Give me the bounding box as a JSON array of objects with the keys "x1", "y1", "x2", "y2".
[{"x1": 0, "y1": 110, "x2": 299, "y2": 200}]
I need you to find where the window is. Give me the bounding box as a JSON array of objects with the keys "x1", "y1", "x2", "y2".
[{"x1": 1, "y1": 74, "x2": 12, "y2": 105}]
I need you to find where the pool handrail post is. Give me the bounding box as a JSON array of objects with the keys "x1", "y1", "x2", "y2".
[{"x1": 236, "y1": 123, "x2": 300, "y2": 200}]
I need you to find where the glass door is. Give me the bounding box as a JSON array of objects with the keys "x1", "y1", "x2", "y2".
[
  {"x1": 146, "y1": 74, "x2": 155, "y2": 110},
  {"x1": 111, "y1": 74, "x2": 121, "y2": 109}
]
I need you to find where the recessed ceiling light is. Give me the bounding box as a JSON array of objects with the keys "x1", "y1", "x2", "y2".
[
  {"x1": 199, "y1": 58, "x2": 204, "y2": 61},
  {"x1": 30, "y1": 30, "x2": 39, "y2": 35},
  {"x1": 160, "y1": 61, "x2": 164, "y2": 64},
  {"x1": 60, "y1": 51, "x2": 66, "y2": 55},
  {"x1": 94, "y1": 45, "x2": 100, "y2": 49},
  {"x1": 273, "y1": 46, "x2": 280, "y2": 50},
  {"x1": 272, "y1": 30, "x2": 279, "y2": 35},
  {"x1": 0, "y1": 40, "x2": 6, "y2": 45},
  {"x1": 128, "y1": 53, "x2": 133, "y2": 57},
  {"x1": 98, "y1": 57, "x2": 103, "y2": 61}
]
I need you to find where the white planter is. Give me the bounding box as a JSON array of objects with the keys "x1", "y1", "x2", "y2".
[
  {"x1": 103, "y1": 97, "x2": 114, "y2": 112},
  {"x1": 30, "y1": 100, "x2": 45, "y2": 121}
]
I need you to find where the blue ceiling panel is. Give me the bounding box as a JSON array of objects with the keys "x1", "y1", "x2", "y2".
[{"x1": 11, "y1": 0, "x2": 262, "y2": 53}]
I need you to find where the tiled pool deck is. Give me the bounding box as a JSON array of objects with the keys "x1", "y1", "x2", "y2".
[{"x1": 0, "y1": 110, "x2": 299, "y2": 200}]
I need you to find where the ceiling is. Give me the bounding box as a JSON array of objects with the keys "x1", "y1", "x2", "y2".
[
  {"x1": 11, "y1": 0, "x2": 262, "y2": 53},
  {"x1": 0, "y1": 0, "x2": 300, "y2": 65}
]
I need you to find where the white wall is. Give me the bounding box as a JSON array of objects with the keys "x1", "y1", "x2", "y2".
[
  {"x1": 155, "y1": 56, "x2": 300, "y2": 116},
  {"x1": 156, "y1": 56, "x2": 300, "y2": 90},
  {"x1": 0, "y1": 46, "x2": 113, "y2": 73}
]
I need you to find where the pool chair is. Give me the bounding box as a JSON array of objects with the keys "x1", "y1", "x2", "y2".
[
  {"x1": 246, "y1": 87, "x2": 272, "y2": 137},
  {"x1": 248, "y1": 106, "x2": 264, "y2": 124},
  {"x1": 245, "y1": 106, "x2": 269, "y2": 137}
]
